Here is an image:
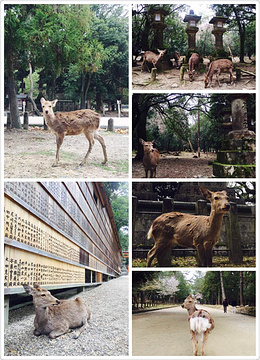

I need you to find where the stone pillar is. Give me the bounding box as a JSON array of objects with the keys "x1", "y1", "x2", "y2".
[
  {"x1": 209, "y1": 16, "x2": 227, "y2": 52},
  {"x1": 213, "y1": 94, "x2": 256, "y2": 178},
  {"x1": 196, "y1": 199, "x2": 208, "y2": 215},
  {"x1": 183, "y1": 11, "x2": 201, "y2": 52},
  {"x1": 150, "y1": 8, "x2": 168, "y2": 50},
  {"x1": 23, "y1": 111, "x2": 29, "y2": 130},
  {"x1": 4, "y1": 296, "x2": 9, "y2": 328},
  {"x1": 226, "y1": 202, "x2": 243, "y2": 265}
]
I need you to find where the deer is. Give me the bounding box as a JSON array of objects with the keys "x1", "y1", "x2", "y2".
[
  {"x1": 188, "y1": 53, "x2": 199, "y2": 81},
  {"x1": 146, "y1": 187, "x2": 230, "y2": 267},
  {"x1": 40, "y1": 97, "x2": 108, "y2": 167},
  {"x1": 141, "y1": 49, "x2": 167, "y2": 72},
  {"x1": 139, "y1": 138, "x2": 160, "y2": 178},
  {"x1": 204, "y1": 59, "x2": 233, "y2": 88},
  {"x1": 172, "y1": 50, "x2": 181, "y2": 69},
  {"x1": 182, "y1": 294, "x2": 214, "y2": 356},
  {"x1": 23, "y1": 283, "x2": 91, "y2": 339}
]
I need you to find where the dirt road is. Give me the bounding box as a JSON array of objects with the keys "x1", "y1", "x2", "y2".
[
  {"x1": 132, "y1": 305, "x2": 256, "y2": 356},
  {"x1": 132, "y1": 152, "x2": 216, "y2": 179},
  {"x1": 4, "y1": 128, "x2": 128, "y2": 179}
]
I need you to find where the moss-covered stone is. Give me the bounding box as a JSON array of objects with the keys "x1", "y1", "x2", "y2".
[
  {"x1": 213, "y1": 163, "x2": 256, "y2": 178},
  {"x1": 217, "y1": 150, "x2": 255, "y2": 165}
]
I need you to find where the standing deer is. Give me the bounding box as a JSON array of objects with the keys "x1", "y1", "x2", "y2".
[
  {"x1": 40, "y1": 97, "x2": 107, "y2": 167},
  {"x1": 188, "y1": 53, "x2": 199, "y2": 81},
  {"x1": 139, "y1": 138, "x2": 160, "y2": 178},
  {"x1": 141, "y1": 49, "x2": 167, "y2": 72},
  {"x1": 146, "y1": 187, "x2": 230, "y2": 267},
  {"x1": 23, "y1": 283, "x2": 91, "y2": 339},
  {"x1": 204, "y1": 59, "x2": 233, "y2": 88},
  {"x1": 182, "y1": 294, "x2": 214, "y2": 356}
]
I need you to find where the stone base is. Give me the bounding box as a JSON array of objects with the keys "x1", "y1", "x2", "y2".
[
  {"x1": 216, "y1": 150, "x2": 255, "y2": 165},
  {"x1": 213, "y1": 163, "x2": 256, "y2": 178}
]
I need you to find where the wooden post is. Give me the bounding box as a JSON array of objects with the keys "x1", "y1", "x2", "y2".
[
  {"x1": 180, "y1": 65, "x2": 186, "y2": 81},
  {"x1": 4, "y1": 296, "x2": 9, "y2": 328},
  {"x1": 151, "y1": 68, "x2": 157, "y2": 82},
  {"x1": 227, "y1": 202, "x2": 243, "y2": 265},
  {"x1": 236, "y1": 68, "x2": 241, "y2": 82},
  {"x1": 23, "y1": 111, "x2": 29, "y2": 130},
  {"x1": 196, "y1": 199, "x2": 208, "y2": 215},
  {"x1": 132, "y1": 196, "x2": 138, "y2": 236},
  {"x1": 7, "y1": 112, "x2": 11, "y2": 129}
]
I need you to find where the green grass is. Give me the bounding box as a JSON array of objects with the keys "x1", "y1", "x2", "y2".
[{"x1": 132, "y1": 256, "x2": 256, "y2": 268}]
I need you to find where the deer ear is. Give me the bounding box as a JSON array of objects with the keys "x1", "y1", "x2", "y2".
[
  {"x1": 23, "y1": 284, "x2": 35, "y2": 295},
  {"x1": 33, "y1": 282, "x2": 41, "y2": 289},
  {"x1": 139, "y1": 138, "x2": 144, "y2": 144},
  {"x1": 40, "y1": 97, "x2": 45, "y2": 105},
  {"x1": 200, "y1": 187, "x2": 212, "y2": 200},
  {"x1": 52, "y1": 99, "x2": 58, "y2": 107}
]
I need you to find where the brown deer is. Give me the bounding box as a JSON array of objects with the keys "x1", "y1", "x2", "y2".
[
  {"x1": 40, "y1": 98, "x2": 107, "y2": 167},
  {"x1": 172, "y1": 50, "x2": 181, "y2": 69},
  {"x1": 139, "y1": 138, "x2": 160, "y2": 178},
  {"x1": 188, "y1": 53, "x2": 199, "y2": 81},
  {"x1": 204, "y1": 59, "x2": 233, "y2": 88},
  {"x1": 141, "y1": 49, "x2": 167, "y2": 72},
  {"x1": 182, "y1": 294, "x2": 214, "y2": 356},
  {"x1": 146, "y1": 187, "x2": 230, "y2": 267},
  {"x1": 23, "y1": 283, "x2": 91, "y2": 339}
]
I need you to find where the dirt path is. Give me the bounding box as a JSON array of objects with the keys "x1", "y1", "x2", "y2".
[
  {"x1": 132, "y1": 152, "x2": 216, "y2": 178},
  {"x1": 4, "y1": 128, "x2": 128, "y2": 179},
  {"x1": 132, "y1": 62, "x2": 256, "y2": 90},
  {"x1": 132, "y1": 305, "x2": 256, "y2": 356}
]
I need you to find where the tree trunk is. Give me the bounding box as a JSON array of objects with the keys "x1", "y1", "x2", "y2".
[
  {"x1": 135, "y1": 111, "x2": 149, "y2": 160},
  {"x1": 6, "y1": 43, "x2": 21, "y2": 129},
  {"x1": 28, "y1": 59, "x2": 33, "y2": 112},
  {"x1": 220, "y1": 271, "x2": 226, "y2": 302}
]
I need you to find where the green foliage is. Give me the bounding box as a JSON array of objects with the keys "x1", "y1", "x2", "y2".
[{"x1": 103, "y1": 182, "x2": 128, "y2": 251}]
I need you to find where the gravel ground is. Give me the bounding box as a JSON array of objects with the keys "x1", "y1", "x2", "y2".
[{"x1": 4, "y1": 276, "x2": 129, "y2": 357}]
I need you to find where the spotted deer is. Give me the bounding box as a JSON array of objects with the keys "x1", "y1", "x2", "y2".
[
  {"x1": 182, "y1": 294, "x2": 214, "y2": 356},
  {"x1": 139, "y1": 138, "x2": 160, "y2": 178},
  {"x1": 23, "y1": 283, "x2": 91, "y2": 339},
  {"x1": 147, "y1": 187, "x2": 230, "y2": 267},
  {"x1": 141, "y1": 49, "x2": 167, "y2": 72},
  {"x1": 204, "y1": 59, "x2": 233, "y2": 88},
  {"x1": 40, "y1": 97, "x2": 107, "y2": 167}
]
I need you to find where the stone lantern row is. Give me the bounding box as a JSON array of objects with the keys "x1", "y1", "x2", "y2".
[{"x1": 184, "y1": 10, "x2": 227, "y2": 52}]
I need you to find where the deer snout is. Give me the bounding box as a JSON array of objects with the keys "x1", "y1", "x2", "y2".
[
  {"x1": 56, "y1": 299, "x2": 60, "y2": 305},
  {"x1": 45, "y1": 110, "x2": 49, "y2": 114},
  {"x1": 181, "y1": 304, "x2": 184, "y2": 308},
  {"x1": 224, "y1": 203, "x2": 230, "y2": 211}
]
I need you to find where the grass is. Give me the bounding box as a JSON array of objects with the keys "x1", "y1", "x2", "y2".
[{"x1": 132, "y1": 256, "x2": 256, "y2": 268}]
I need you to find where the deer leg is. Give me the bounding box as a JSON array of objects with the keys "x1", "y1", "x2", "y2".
[
  {"x1": 147, "y1": 246, "x2": 157, "y2": 267},
  {"x1": 191, "y1": 331, "x2": 198, "y2": 356},
  {"x1": 204, "y1": 241, "x2": 213, "y2": 267},
  {"x1": 196, "y1": 244, "x2": 207, "y2": 267},
  {"x1": 155, "y1": 240, "x2": 172, "y2": 267},
  {"x1": 201, "y1": 329, "x2": 210, "y2": 356},
  {"x1": 80, "y1": 131, "x2": 94, "y2": 166},
  {"x1": 73, "y1": 317, "x2": 88, "y2": 339},
  {"x1": 53, "y1": 133, "x2": 65, "y2": 167},
  {"x1": 216, "y1": 70, "x2": 221, "y2": 87},
  {"x1": 49, "y1": 325, "x2": 70, "y2": 339},
  {"x1": 94, "y1": 131, "x2": 108, "y2": 164},
  {"x1": 230, "y1": 70, "x2": 234, "y2": 85}
]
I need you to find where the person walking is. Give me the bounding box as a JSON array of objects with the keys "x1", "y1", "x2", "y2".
[
  {"x1": 231, "y1": 298, "x2": 237, "y2": 313},
  {"x1": 223, "y1": 298, "x2": 228, "y2": 313}
]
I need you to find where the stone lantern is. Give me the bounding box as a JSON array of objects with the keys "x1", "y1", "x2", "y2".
[
  {"x1": 213, "y1": 94, "x2": 256, "y2": 178},
  {"x1": 209, "y1": 16, "x2": 227, "y2": 51},
  {"x1": 183, "y1": 10, "x2": 201, "y2": 51},
  {"x1": 150, "y1": 8, "x2": 169, "y2": 49}
]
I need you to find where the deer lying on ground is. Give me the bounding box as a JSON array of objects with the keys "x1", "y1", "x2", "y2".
[
  {"x1": 40, "y1": 97, "x2": 107, "y2": 167},
  {"x1": 204, "y1": 59, "x2": 233, "y2": 88},
  {"x1": 23, "y1": 283, "x2": 91, "y2": 339},
  {"x1": 182, "y1": 294, "x2": 214, "y2": 356},
  {"x1": 139, "y1": 138, "x2": 160, "y2": 178},
  {"x1": 141, "y1": 49, "x2": 167, "y2": 72},
  {"x1": 188, "y1": 53, "x2": 199, "y2": 81},
  {"x1": 146, "y1": 187, "x2": 230, "y2": 267}
]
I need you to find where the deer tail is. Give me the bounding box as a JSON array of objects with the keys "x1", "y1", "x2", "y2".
[{"x1": 147, "y1": 224, "x2": 153, "y2": 239}]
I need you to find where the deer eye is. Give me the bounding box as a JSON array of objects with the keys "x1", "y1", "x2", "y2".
[{"x1": 214, "y1": 196, "x2": 219, "y2": 200}]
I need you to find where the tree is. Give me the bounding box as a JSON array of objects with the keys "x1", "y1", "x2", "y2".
[
  {"x1": 211, "y1": 4, "x2": 256, "y2": 62},
  {"x1": 103, "y1": 182, "x2": 128, "y2": 251}
]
